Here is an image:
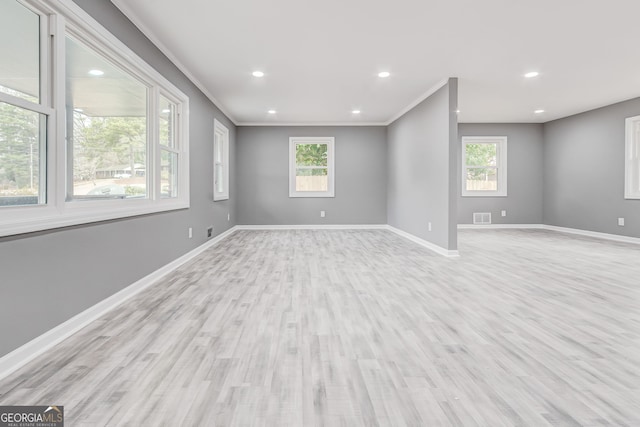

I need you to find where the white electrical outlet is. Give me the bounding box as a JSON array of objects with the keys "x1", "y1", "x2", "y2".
[
  {"x1": 501, "y1": 210, "x2": 507, "y2": 217},
  {"x1": 188, "y1": 227, "x2": 193, "y2": 239},
  {"x1": 618, "y1": 217, "x2": 625, "y2": 226},
  {"x1": 320, "y1": 210, "x2": 325, "y2": 218},
  {"x1": 428, "y1": 222, "x2": 432, "y2": 232}
]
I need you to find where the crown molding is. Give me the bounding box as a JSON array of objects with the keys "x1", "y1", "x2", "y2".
[
  {"x1": 384, "y1": 79, "x2": 449, "y2": 125},
  {"x1": 111, "y1": 0, "x2": 239, "y2": 125}
]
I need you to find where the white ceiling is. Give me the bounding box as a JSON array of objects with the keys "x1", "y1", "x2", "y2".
[{"x1": 111, "y1": 0, "x2": 640, "y2": 125}]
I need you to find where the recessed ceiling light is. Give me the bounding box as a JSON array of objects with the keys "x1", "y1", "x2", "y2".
[
  {"x1": 252, "y1": 71, "x2": 265, "y2": 77},
  {"x1": 88, "y1": 69, "x2": 104, "y2": 76},
  {"x1": 162, "y1": 109, "x2": 171, "y2": 113},
  {"x1": 456, "y1": 109, "x2": 460, "y2": 114},
  {"x1": 534, "y1": 109, "x2": 545, "y2": 114},
  {"x1": 268, "y1": 109, "x2": 276, "y2": 114},
  {"x1": 378, "y1": 71, "x2": 390, "y2": 78},
  {"x1": 74, "y1": 108, "x2": 83, "y2": 112},
  {"x1": 524, "y1": 71, "x2": 539, "y2": 78},
  {"x1": 352, "y1": 110, "x2": 361, "y2": 114}
]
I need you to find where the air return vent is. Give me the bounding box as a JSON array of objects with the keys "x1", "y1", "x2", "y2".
[{"x1": 473, "y1": 212, "x2": 492, "y2": 225}]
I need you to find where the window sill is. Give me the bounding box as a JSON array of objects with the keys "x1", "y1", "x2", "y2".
[
  {"x1": 461, "y1": 193, "x2": 508, "y2": 198},
  {"x1": 289, "y1": 192, "x2": 335, "y2": 198},
  {"x1": 0, "y1": 200, "x2": 189, "y2": 238}
]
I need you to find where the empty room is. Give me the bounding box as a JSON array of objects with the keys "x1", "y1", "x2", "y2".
[{"x1": 0, "y1": 0, "x2": 639, "y2": 426}]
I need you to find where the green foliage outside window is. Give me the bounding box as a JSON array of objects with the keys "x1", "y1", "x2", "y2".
[
  {"x1": 296, "y1": 143, "x2": 328, "y2": 173},
  {"x1": 465, "y1": 143, "x2": 497, "y2": 180}
]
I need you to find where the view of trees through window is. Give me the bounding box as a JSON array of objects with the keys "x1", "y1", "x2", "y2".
[
  {"x1": 465, "y1": 142, "x2": 498, "y2": 191},
  {"x1": 295, "y1": 143, "x2": 328, "y2": 192},
  {"x1": 71, "y1": 111, "x2": 147, "y2": 199},
  {"x1": 0, "y1": 97, "x2": 43, "y2": 205}
]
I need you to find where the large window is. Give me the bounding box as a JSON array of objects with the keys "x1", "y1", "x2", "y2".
[
  {"x1": 213, "y1": 119, "x2": 229, "y2": 201},
  {"x1": 289, "y1": 137, "x2": 335, "y2": 198},
  {"x1": 66, "y1": 34, "x2": 149, "y2": 200},
  {"x1": 625, "y1": 115, "x2": 640, "y2": 199},
  {"x1": 0, "y1": 0, "x2": 189, "y2": 237},
  {"x1": 461, "y1": 136, "x2": 507, "y2": 197},
  {"x1": 0, "y1": 0, "x2": 48, "y2": 207}
]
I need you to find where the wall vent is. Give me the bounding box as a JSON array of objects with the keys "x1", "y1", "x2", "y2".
[{"x1": 473, "y1": 212, "x2": 492, "y2": 225}]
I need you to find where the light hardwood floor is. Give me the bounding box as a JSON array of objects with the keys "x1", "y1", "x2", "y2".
[{"x1": 0, "y1": 229, "x2": 638, "y2": 426}]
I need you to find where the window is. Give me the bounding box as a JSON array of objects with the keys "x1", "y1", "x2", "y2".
[
  {"x1": 289, "y1": 137, "x2": 335, "y2": 198},
  {"x1": 461, "y1": 136, "x2": 507, "y2": 197},
  {"x1": 0, "y1": 0, "x2": 49, "y2": 207},
  {"x1": 625, "y1": 115, "x2": 640, "y2": 199},
  {"x1": 0, "y1": 0, "x2": 189, "y2": 237},
  {"x1": 66, "y1": 34, "x2": 148, "y2": 200},
  {"x1": 213, "y1": 119, "x2": 229, "y2": 201}
]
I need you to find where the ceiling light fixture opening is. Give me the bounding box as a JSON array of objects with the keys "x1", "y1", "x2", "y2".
[
  {"x1": 352, "y1": 110, "x2": 361, "y2": 114},
  {"x1": 378, "y1": 71, "x2": 390, "y2": 78},
  {"x1": 252, "y1": 71, "x2": 265, "y2": 77},
  {"x1": 534, "y1": 109, "x2": 545, "y2": 114},
  {"x1": 268, "y1": 109, "x2": 276, "y2": 114},
  {"x1": 162, "y1": 109, "x2": 171, "y2": 113},
  {"x1": 524, "y1": 71, "x2": 539, "y2": 78},
  {"x1": 88, "y1": 69, "x2": 104, "y2": 76}
]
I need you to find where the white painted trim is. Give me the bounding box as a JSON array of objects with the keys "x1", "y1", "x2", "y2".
[
  {"x1": 289, "y1": 137, "x2": 335, "y2": 198},
  {"x1": 0, "y1": 0, "x2": 191, "y2": 238},
  {"x1": 236, "y1": 224, "x2": 388, "y2": 230},
  {"x1": 385, "y1": 225, "x2": 459, "y2": 257},
  {"x1": 458, "y1": 224, "x2": 544, "y2": 229},
  {"x1": 458, "y1": 223, "x2": 640, "y2": 245},
  {"x1": 237, "y1": 122, "x2": 387, "y2": 127},
  {"x1": 96, "y1": 2, "x2": 451, "y2": 128},
  {"x1": 0, "y1": 226, "x2": 239, "y2": 382},
  {"x1": 213, "y1": 119, "x2": 230, "y2": 201},
  {"x1": 624, "y1": 115, "x2": 640, "y2": 199},
  {"x1": 110, "y1": 0, "x2": 238, "y2": 125},
  {"x1": 541, "y1": 225, "x2": 640, "y2": 245},
  {"x1": 385, "y1": 79, "x2": 449, "y2": 125},
  {"x1": 461, "y1": 136, "x2": 508, "y2": 197},
  {"x1": 236, "y1": 224, "x2": 458, "y2": 256}
]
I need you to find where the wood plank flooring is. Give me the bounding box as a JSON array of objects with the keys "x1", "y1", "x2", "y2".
[{"x1": 0, "y1": 229, "x2": 638, "y2": 426}]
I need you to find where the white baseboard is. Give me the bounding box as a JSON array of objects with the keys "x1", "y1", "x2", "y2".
[
  {"x1": 236, "y1": 224, "x2": 388, "y2": 230},
  {"x1": 236, "y1": 224, "x2": 459, "y2": 257},
  {"x1": 386, "y1": 225, "x2": 459, "y2": 257},
  {"x1": 16, "y1": 222, "x2": 633, "y2": 381},
  {"x1": 458, "y1": 223, "x2": 640, "y2": 245},
  {"x1": 0, "y1": 226, "x2": 239, "y2": 382},
  {"x1": 458, "y1": 224, "x2": 544, "y2": 229},
  {"x1": 541, "y1": 224, "x2": 640, "y2": 245}
]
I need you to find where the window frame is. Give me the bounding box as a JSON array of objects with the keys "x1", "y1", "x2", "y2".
[
  {"x1": 289, "y1": 136, "x2": 335, "y2": 198},
  {"x1": 0, "y1": 0, "x2": 190, "y2": 237},
  {"x1": 213, "y1": 118, "x2": 229, "y2": 201},
  {"x1": 461, "y1": 136, "x2": 507, "y2": 197},
  {"x1": 625, "y1": 115, "x2": 640, "y2": 199}
]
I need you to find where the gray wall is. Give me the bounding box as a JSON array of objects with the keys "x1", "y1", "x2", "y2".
[
  {"x1": 458, "y1": 123, "x2": 544, "y2": 224},
  {"x1": 543, "y1": 97, "x2": 640, "y2": 237},
  {"x1": 236, "y1": 126, "x2": 387, "y2": 225},
  {"x1": 387, "y1": 79, "x2": 458, "y2": 250},
  {"x1": 0, "y1": 0, "x2": 236, "y2": 358}
]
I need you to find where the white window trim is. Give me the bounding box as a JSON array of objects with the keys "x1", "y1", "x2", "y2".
[
  {"x1": 461, "y1": 136, "x2": 507, "y2": 197},
  {"x1": 0, "y1": 0, "x2": 190, "y2": 238},
  {"x1": 213, "y1": 119, "x2": 229, "y2": 201},
  {"x1": 625, "y1": 115, "x2": 640, "y2": 199},
  {"x1": 289, "y1": 136, "x2": 335, "y2": 198}
]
